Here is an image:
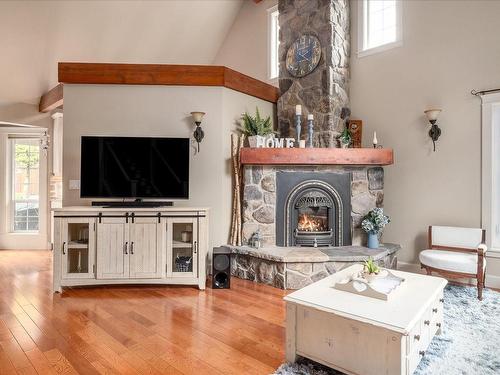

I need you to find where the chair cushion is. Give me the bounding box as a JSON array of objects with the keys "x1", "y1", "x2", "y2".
[{"x1": 419, "y1": 249, "x2": 486, "y2": 275}]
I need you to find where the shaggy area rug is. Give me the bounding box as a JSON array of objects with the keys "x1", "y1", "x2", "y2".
[{"x1": 274, "y1": 284, "x2": 500, "y2": 375}]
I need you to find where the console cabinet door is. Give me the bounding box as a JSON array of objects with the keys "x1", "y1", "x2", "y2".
[
  {"x1": 129, "y1": 218, "x2": 164, "y2": 279},
  {"x1": 96, "y1": 218, "x2": 129, "y2": 279},
  {"x1": 166, "y1": 217, "x2": 198, "y2": 278},
  {"x1": 61, "y1": 218, "x2": 96, "y2": 279}
]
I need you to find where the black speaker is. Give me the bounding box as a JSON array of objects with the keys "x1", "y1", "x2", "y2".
[{"x1": 212, "y1": 247, "x2": 231, "y2": 289}]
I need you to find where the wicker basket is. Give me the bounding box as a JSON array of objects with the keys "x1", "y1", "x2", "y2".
[{"x1": 175, "y1": 255, "x2": 192, "y2": 272}]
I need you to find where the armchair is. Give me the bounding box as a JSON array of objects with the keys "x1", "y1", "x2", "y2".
[{"x1": 419, "y1": 226, "x2": 487, "y2": 300}]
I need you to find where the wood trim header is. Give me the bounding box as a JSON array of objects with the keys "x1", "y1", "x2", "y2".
[
  {"x1": 39, "y1": 83, "x2": 63, "y2": 113},
  {"x1": 240, "y1": 148, "x2": 394, "y2": 166},
  {"x1": 58, "y1": 62, "x2": 279, "y2": 103}
]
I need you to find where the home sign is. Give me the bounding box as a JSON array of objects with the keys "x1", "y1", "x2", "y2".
[{"x1": 256, "y1": 137, "x2": 296, "y2": 148}]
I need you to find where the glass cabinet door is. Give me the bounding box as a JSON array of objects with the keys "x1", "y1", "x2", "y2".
[
  {"x1": 61, "y1": 218, "x2": 95, "y2": 279},
  {"x1": 167, "y1": 218, "x2": 198, "y2": 277}
]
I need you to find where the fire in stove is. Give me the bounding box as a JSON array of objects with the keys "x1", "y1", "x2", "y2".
[{"x1": 297, "y1": 213, "x2": 328, "y2": 232}]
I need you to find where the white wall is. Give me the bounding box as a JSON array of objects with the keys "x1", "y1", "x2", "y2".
[
  {"x1": 350, "y1": 0, "x2": 500, "y2": 283},
  {"x1": 0, "y1": 0, "x2": 243, "y2": 105},
  {"x1": 214, "y1": 0, "x2": 278, "y2": 86},
  {"x1": 62, "y1": 84, "x2": 274, "y2": 250}
]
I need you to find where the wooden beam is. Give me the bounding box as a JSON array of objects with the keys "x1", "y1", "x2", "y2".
[
  {"x1": 58, "y1": 62, "x2": 279, "y2": 103},
  {"x1": 224, "y1": 67, "x2": 279, "y2": 103},
  {"x1": 240, "y1": 148, "x2": 394, "y2": 166},
  {"x1": 39, "y1": 83, "x2": 63, "y2": 113}
]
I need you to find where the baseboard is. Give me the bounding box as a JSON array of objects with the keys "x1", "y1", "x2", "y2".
[
  {"x1": 397, "y1": 261, "x2": 423, "y2": 274},
  {"x1": 485, "y1": 274, "x2": 500, "y2": 289},
  {"x1": 397, "y1": 261, "x2": 500, "y2": 289}
]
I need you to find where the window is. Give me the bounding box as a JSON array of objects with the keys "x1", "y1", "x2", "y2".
[
  {"x1": 268, "y1": 5, "x2": 279, "y2": 80},
  {"x1": 358, "y1": 0, "x2": 402, "y2": 57},
  {"x1": 482, "y1": 93, "x2": 500, "y2": 253},
  {"x1": 11, "y1": 138, "x2": 40, "y2": 232}
]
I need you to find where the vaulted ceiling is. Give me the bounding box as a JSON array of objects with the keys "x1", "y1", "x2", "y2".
[{"x1": 0, "y1": 0, "x2": 243, "y2": 106}]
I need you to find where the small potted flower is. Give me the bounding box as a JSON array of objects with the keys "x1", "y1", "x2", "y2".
[
  {"x1": 240, "y1": 107, "x2": 274, "y2": 147},
  {"x1": 361, "y1": 207, "x2": 390, "y2": 249},
  {"x1": 362, "y1": 257, "x2": 381, "y2": 283},
  {"x1": 338, "y1": 127, "x2": 352, "y2": 148}
]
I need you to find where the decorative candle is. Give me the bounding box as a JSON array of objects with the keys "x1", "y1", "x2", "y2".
[
  {"x1": 307, "y1": 114, "x2": 314, "y2": 148},
  {"x1": 373, "y1": 131, "x2": 378, "y2": 148},
  {"x1": 299, "y1": 140, "x2": 306, "y2": 148},
  {"x1": 295, "y1": 105, "x2": 302, "y2": 115}
]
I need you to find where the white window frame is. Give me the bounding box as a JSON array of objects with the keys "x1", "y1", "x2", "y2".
[
  {"x1": 267, "y1": 5, "x2": 279, "y2": 83},
  {"x1": 481, "y1": 93, "x2": 500, "y2": 254},
  {"x1": 357, "y1": 0, "x2": 403, "y2": 58},
  {"x1": 10, "y1": 137, "x2": 41, "y2": 233}
]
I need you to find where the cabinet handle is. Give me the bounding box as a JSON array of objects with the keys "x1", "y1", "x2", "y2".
[
  {"x1": 130, "y1": 242, "x2": 134, "y2": 255},
  {"x1": 436, "y1": 323, "x2": 441, "y2": 328},
  {"x1": 194, "y1": 241, "x2": 197, "y2": 254},
  {"x1": 419, "y1": 350, "x2": 425, "y2": 357},
  {"x1": 439, "y1": 298, "x2": 444, "y2": 303},
  {"x1": 424, "y1": 320, "x2": 430, "y2": 326},
  {"x1": 124, "y1": 242, "x2": 128, "y2": 255},
  {"x1": 432, "y1": 308, "x2": 438, "y2": 313},
  {"x1": 62, "y1": 242, "x2": 66, "y2": 255},
  {"x1": 414, "y1": 334, "x2": 420, "y2": 341}
]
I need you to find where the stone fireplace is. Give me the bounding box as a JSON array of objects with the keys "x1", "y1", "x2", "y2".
[
  {"x1": 225, "y1": 157, "x2": 399, "y2": 290},
  {"x1": 222, "y1": 0, "x2": 400, "y2": 290},
  {"x1": 275, "y1": 171, "x2": 351, "y2": 247},
  {"x1": 242, "y1": 165, "x2": 384, "y2": 247}
]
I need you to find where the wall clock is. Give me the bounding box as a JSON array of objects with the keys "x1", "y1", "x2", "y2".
[{"x1": 286, "y1": 34, "x2": 322, "y2": 78}]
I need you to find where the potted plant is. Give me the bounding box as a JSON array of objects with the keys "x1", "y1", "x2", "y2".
[
  {"x1": 361, "y1": 207, "x2": 390, "y2": 249},
  {"x1": 362, "y1": 257, "x2": 381, "y2": 283},
  {"x1": 338, "y1": 127, "x2": 352, "y2": 148},
  {"x1": 240, "y1": 107, "x2": 274, "y2": 147}
]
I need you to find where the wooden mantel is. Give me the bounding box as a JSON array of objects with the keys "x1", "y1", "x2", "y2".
[
  {"x1": 240, "y1": 148, "x2": 394, "y2": 166},
  {"x1": 39, "y1": 62, "x2": 279, "y2": 112}
]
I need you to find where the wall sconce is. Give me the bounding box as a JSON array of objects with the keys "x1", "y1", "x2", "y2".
[
  {"x1": 424, "y1": 109, "x2": 442, "y2": 152},
  {"x1": 190, "y1": 111, "x2": 205, "y2": 152}
]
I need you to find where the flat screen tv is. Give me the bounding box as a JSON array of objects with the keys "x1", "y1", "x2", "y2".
[{"x1": 80, "y1": 136, "x2": 189, "y2": 199}]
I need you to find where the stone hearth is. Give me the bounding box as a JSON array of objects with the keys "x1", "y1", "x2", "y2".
[{"x1": 224, "y1": 243, "x2": 400, "y2": 289}]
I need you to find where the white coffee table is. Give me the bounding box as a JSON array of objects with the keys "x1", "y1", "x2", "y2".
[{"x1": 284, "y1": 264, "x2": 447, "y2": 375}]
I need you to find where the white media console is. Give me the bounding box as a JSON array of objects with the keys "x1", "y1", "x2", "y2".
[{"x1": 52, "y1": 206, "x2": 209, "y2": 292}]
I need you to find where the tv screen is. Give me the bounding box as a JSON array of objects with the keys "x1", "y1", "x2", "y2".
[{"x1": 80, "y1": 136, "x2": 189, "y2": 199}]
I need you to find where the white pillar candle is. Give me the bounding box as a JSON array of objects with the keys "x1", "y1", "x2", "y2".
[
  {"x1": 295, "y1": 105, "x2": 302, "y2": 115},
  {"x1": 373, "y1": 131, "x2": 378, "y2": 145},
  {"x1": 299, "y1": 140, "x2": 306, "y2": 148},
  {"x1": 307, "y1": 114, "x2": 314, "y2": 120}
]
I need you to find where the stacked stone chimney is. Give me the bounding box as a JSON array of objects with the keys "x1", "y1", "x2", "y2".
[{"x1": 277, "y1": 0, "x2": 350, "y2": 147}]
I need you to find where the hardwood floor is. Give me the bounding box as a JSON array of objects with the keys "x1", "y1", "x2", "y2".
[{"x1": 0, "y1": 250, "x2": 287, "y2": 374}]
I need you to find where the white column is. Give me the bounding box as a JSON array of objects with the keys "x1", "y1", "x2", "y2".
[
  {"x1": 51, "y1": 112, "x2": 63, "y2": 176},
  {"x1": 50, "y1": 112, "x2": 63, "y2": 209}
]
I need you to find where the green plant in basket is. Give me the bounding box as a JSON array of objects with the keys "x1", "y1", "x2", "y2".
[
  {"x1": 363, "y1": 257, "x2": 380, "y2": 275},
  {"x1": 240, "y1": 107, "x2": 274, "y2": 136}
]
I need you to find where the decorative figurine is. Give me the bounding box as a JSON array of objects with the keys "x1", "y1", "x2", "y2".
[{"x1": 249, "y1": 230, "x2": 262, "y2": 249}]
